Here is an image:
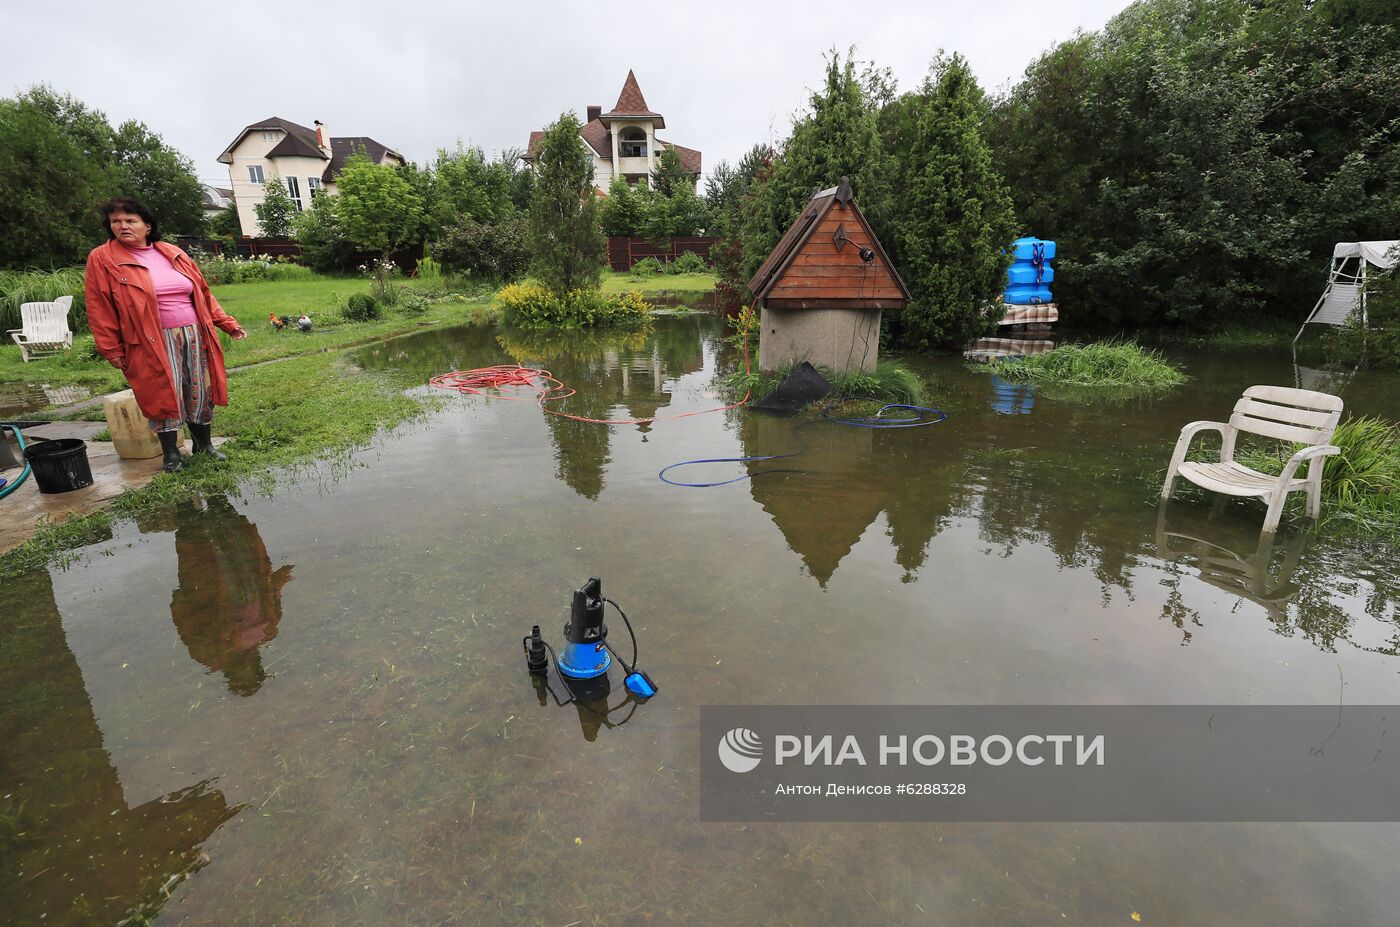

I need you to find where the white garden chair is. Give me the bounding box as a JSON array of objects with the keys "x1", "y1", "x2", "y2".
[
  {"x1": 7, "y1": 295, "x2": 74, "y2": 362},
  {"x1": 1161, "y1": 385, "x2": 1343, "y2": 533}
]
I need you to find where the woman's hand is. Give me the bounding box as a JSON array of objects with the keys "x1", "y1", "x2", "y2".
[{"x1": 231, "y1": 327, "x2": 248, "y2": 340}]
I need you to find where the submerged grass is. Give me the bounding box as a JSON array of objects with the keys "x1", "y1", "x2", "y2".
[
  {"x1": 0, "y1": 349, "x2": 441, "y2": 579},
  {"x1": 977, "y1": 340, "x2": 1187, "y2": 390},
  {"x1": 1235, "y1": 415, "x2": 1400, "y2": 537},
  {"x1": 725, "y1": 358, "x2": 929, "y2": 410}
]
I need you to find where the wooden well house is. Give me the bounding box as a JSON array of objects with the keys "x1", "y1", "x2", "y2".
[{"x1": 747, "y1": 177, "x2": 909, "y2": 375}]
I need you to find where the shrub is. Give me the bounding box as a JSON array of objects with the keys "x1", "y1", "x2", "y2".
[
  {"x1": 415, "y1": 255, "x2": 443, "y2": 280},
  {"x1": 496, "y1": 281, "x2": 651, "y2": 328},
  {"x1": 293, "y1": 192, "x2": 357, "y2": 273},
  {"x1": 629, "y1": 256, "x2": 664, "y2": 276},
  {"x1": 978, "y1": 340, "x2": 1186, "y2": 390},
  {"x1": 359, "y1": 257, "x2": 402, "y2": 307},
  {"x1": 666, "y1": 250, "x2": 709, "y2": 274},
  {"x1": 397, "y1": 292, "x2": 430, "y2": 315},
  {"x1": 431, "y1": 217, "x2": 529, "y2": 282},
  {"x1": 344, "y1": 293, "x2": 380, "y2": 322},
  {"x1": 194, "y1": 254, "x2": 311, "y2": 286}
]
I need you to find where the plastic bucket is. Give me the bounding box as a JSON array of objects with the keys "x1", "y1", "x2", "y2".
[{"x1": 23, "y1": 438, "x2": 93, "y2": 493}]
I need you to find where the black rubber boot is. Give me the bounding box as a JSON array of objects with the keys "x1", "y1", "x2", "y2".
[
  {"x1": 158, "y1": 429, "x2": 185, "y2": 472},
  {"x1": 188, "y1": 422, "x2": 227, "y2": 461}
]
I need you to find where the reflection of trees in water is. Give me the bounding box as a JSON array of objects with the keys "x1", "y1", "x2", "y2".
[
  {"x1": 349, "y1": 320, "x2": 503, "y2": 381},
  {"x1": 0, "y1": 571, "x2": 240, "y2": 926},
  {"x1": 736, "y1": 387, "x2": 1397, "y2": 657},
  {"x1": 495, "y1": 322, "x2": 706, "y2": 499}
]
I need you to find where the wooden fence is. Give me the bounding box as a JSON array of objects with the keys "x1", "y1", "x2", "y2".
[{"x1": 607, "y1": 237, "x2": 717, "y2": 272}]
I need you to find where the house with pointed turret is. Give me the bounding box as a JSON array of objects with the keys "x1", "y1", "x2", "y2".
[
  {"x1": 217, "y1": 117, "x2": 405, "y2": 236},
  {"x1": 524, "y1": 71, "x2": 701, "y2": 193}
]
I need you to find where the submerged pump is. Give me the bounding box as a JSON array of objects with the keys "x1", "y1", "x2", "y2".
[{"x1": 523, "y1": 578, "x2": 658, "y2": 733}]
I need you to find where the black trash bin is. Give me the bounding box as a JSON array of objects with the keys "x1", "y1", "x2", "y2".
[{"x1": 23, "y1": 438, "x2": 94, "y2": 493}]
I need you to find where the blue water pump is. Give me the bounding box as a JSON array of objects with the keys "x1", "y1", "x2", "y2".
[
  {"x1": 522, "y1": 578, "x2": 658, "y2": 729},
  {"x1": 558, "y1": 578, "x2": 611, "y2": 680}
]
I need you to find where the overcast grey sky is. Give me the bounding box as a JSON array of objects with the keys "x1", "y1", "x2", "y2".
[{"x1": 2, "y1": 0, "x2": 1128, "y2": 189}]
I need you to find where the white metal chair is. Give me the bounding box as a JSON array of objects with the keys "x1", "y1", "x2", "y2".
[
  {"x1": 1161, "y1": 385, "x2": 1344, "y2": 533},
  {"x1": 7, "y1": 295, "x2": 74, "y2": 362}
]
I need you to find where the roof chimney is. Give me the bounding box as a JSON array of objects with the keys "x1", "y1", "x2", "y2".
[
  {"x1": 586, "y1": 105, "x2": 602, "y2": 123},
  {"x1": 314, "y1": 120, "x2": 329, "y2": 154}
]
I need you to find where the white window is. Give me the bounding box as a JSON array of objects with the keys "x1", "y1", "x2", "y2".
[
  {"x1": 307, "y1": 176, "x2": 322, "y2": 197},
  {"x1": 286, "y1": 176, "x2": 302, "y2": 211},
  {"x1": 247, "y1": 164, "x2": 265, "y2": 183},
  {"x1": 261, "y1": 131, "x2": 278, "y2": 142}
]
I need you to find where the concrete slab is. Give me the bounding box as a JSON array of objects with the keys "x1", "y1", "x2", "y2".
[{"x1": 0, "y1": 423, "x2": 224, "y2": 556}]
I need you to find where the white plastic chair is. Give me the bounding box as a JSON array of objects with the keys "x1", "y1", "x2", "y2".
[
  {"x1": 7, "y1": 295, "x2": 74, "y2": 362},
  {"x1": 1161, "y1": 385, "x2": 1343, "y2": 533}
]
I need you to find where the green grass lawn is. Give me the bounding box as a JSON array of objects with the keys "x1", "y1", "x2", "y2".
[
  {"x1": 601, "y1": 270, "x2": 718, "y2": 294},
  {"x1": 0, "y1": 275, "x2": 495, "y2": 397}
]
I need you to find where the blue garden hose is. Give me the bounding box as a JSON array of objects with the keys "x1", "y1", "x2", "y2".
[
  {"x1": 0, "y1": 423, "x2": 31, "y2": 500},
  {"x1": 658, "y1": 400, "x2": 947, "y2": 487}
]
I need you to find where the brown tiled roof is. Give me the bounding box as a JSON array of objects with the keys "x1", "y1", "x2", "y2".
[
  {"x1": 657, "y1": 139, "x2": 701, "y2": 174},
  {"x1": 602, "y1": 70, "x2": 664, "y2": 128},
  {"x1": 267, "y1": 129, "x2": 327, "y2": 160},
  {"x1": 322, "y1": 136, "x2": 405, "y2": 183},
  {"x1": 606, "y1": 70, "x2": 657, "y2": 117},
  {"x1": 525, "y1": 121, "x2": 612, "y2": 161},
  {"x1": 579, "y1": 119, "x2": 612, "y2": 157},
  {"x1": 218, "y1": 116, "x2": 323, "y2": 164}
]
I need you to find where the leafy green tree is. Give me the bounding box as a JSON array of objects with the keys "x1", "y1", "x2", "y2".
[
  {"x1": 336, "y1": 154, "x2": 428, "y2": 257},
  {"x1": 649, "y1": 147, "x2": 694, "y2": 198},
  {"x1": 600, "y1": 175, "x2": 645, "y2": 237},
  {"x1": 641, "y1": 181, "x2": 709, "y2": 242},
  {"x1": 254, "y1": 173, "x2": 297, "y2": 238},
  {"x1": 884, "y1": 54, "x2": 1017, "y2": 350},
  {"x1": 209, "y1": 203, "x2": 242, "y2": 240},
  {"x1": 429, "y1": 144, "x2": 521, "y2": 229},
  {"x1": 987, "y1": 0, "x2": 1400, "y2": 330},
  {"x1": 739, "y1": 51, "x2": 890, "y2": 285},
  {"x1": 111, "y1": 120, "x2": 204, "y2": 235},
  {"x1": 293, "y1": 191, "x2": 356, "y2": 272},
  {"x1": 0, "y1": 85, "x2": 203, "y2": 266},
  {"x1": 431, "y1": 216, "x2": 530, "y2": 281},
  {"x1": 0, "y1": 96, "x2": 111, "y2": 266},
  {"x1": 527, "y1": 113, "x2": 607, "y2": 293}
]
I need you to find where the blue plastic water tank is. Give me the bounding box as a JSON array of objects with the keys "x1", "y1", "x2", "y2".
[{"x1": 1004, "y1": 237, "x2": 1056, "y2": 305}]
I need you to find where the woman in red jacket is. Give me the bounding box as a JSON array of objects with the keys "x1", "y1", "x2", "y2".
[{"x1": 85, "y1": 197, "x2": 247, "y2": 471}]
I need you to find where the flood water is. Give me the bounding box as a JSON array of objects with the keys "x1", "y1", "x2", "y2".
[{"x1": 3, "y1": 315, "x2": 1398, "y2": 926}]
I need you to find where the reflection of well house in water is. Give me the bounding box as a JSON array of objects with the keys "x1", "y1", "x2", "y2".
[
  {"x1": 743, "y1": 414, "x2": 885, "y2": 586},
  {"x1": 0, "y1": 571, "x2": 239, "y2": 924}
]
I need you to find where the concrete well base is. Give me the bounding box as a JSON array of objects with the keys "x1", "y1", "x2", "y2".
[{"x1": 758, "y1": 306, "x2": 882, "y2": 375}]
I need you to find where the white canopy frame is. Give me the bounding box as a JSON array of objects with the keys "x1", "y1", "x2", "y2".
[
  {"x1": 1292, "y1": 240, "x2": 1397, "y2": 389},
  {"x1": 1293, "y1": 240, "x2": 1399, "y2": 343}
]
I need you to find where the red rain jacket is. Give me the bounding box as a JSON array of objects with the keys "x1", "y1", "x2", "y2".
[{"x1": 85, "y1": 240, "x2": 242, "y2": 420}]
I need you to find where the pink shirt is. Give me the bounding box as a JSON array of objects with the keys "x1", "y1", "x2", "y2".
[{"x1": 125, "y1": 245, "x2": 198, "y2": 328}]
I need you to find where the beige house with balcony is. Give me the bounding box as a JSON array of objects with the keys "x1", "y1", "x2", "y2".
[
  {"x1": 217, "y1": 118, "x2": 405, "y2": 236},
  {"x1": 524, "y1": 71, "x2": 700, "y2": 193}
]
